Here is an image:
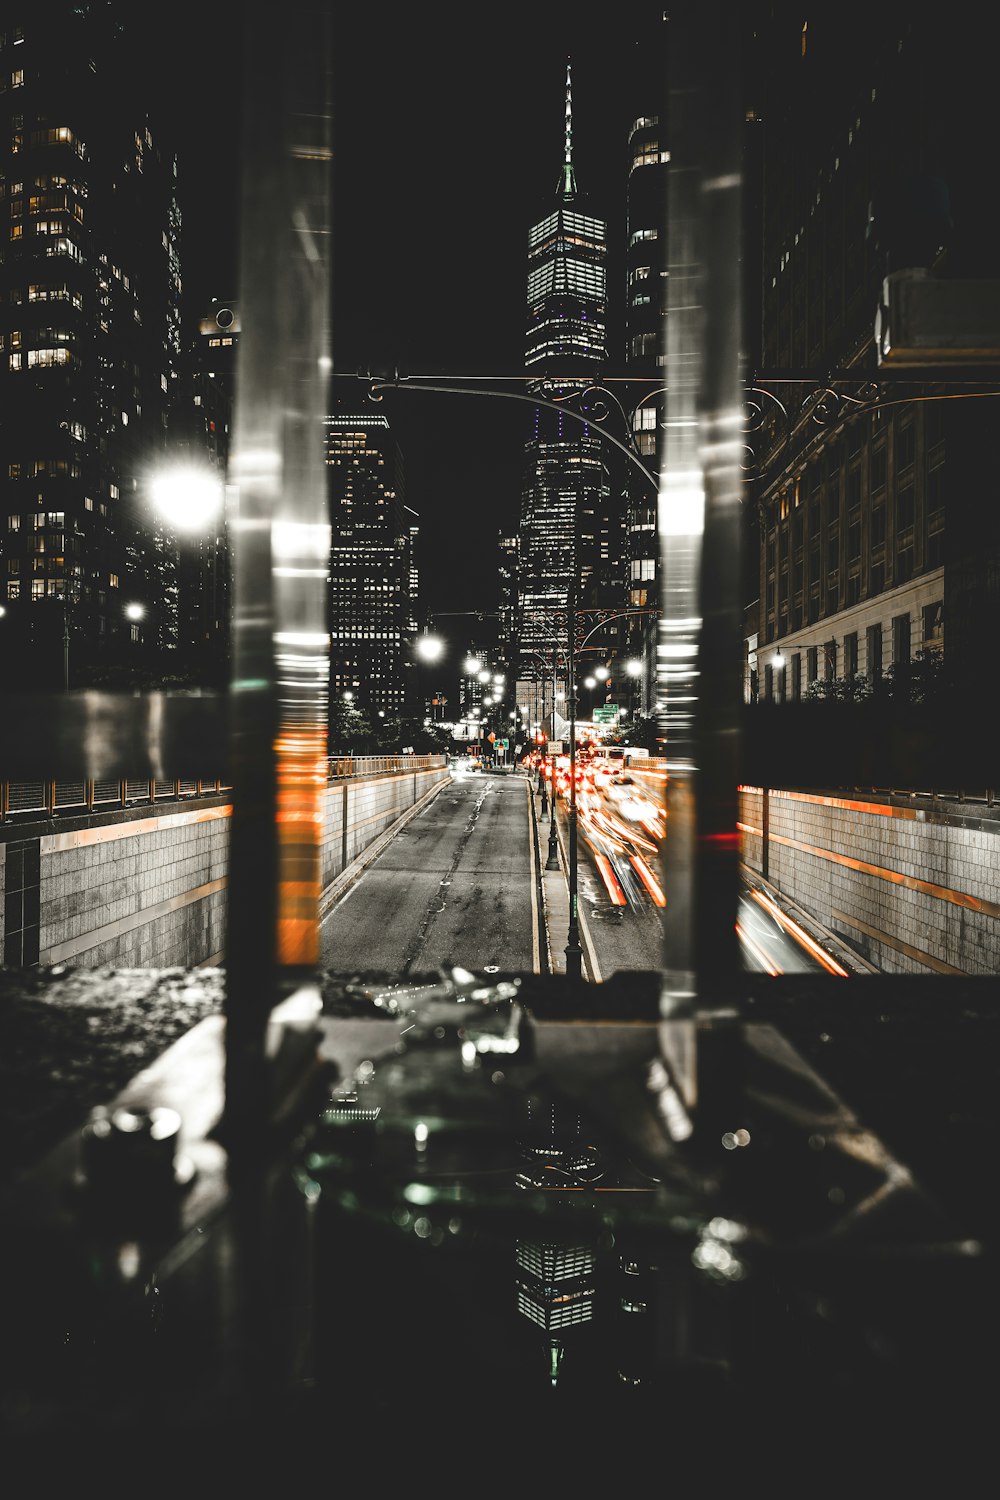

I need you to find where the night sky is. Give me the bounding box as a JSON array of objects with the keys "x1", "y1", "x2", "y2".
[{"x1": 153, "y1": 2, "x2": 668, "y2": 633}]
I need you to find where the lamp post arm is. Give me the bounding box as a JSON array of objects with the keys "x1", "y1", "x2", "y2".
[{"x1": 361, "y1": 373, "x2": 659, "y2": 492}]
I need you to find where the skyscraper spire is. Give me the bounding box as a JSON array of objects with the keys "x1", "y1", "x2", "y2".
[{"x1": 558, "y1": 57, "x2": 577, "y2": 201}]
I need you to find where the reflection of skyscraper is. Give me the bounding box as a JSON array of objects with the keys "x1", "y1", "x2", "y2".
[
  {"x1": 324, "y1": 411, "x2": 413, "y2": 716},
  {"x1": 515, "y1": 1238, "x2": 597, "y2": 1384},
  {"x1": 517, "y1": 60, "x2": 610, "y2": 679}
]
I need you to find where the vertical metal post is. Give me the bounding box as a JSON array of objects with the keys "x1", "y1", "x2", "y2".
[
  {"x1": 564, "y1": 601, "x2": 582, "y2": 980},
  {"x1": 545, "y1": 647, "x2": 560, "y2": 869}
]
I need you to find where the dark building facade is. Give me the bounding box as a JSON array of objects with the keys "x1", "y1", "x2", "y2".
[
  {"x1": 747, "y1": 8, "x2": 1000, "y2": 710},
  {"x1": 0, "y1": 4, "x2": 184, "y2": 689},
  {"x1": 177, "y1": 296, "x2": 235, "y2": 684}
]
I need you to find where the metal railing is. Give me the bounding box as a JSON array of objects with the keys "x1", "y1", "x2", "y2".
[
  {"x1": 0, "y1": 756, "x2": 447, "y2": 824},
  {"x1": 0, "y1": 778, "x2": 233, "y2": 824},
  {"x1": 326, "y1": 754, "x2": 446, "y2": 779}
]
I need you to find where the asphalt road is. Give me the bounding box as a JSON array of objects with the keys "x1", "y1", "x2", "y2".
[
  {"x1": 321, "y1": 763, "x2": 862, "y2": 986},
  {"x1": 320, "y1": 769, "x2": 540, "y2": 976}
]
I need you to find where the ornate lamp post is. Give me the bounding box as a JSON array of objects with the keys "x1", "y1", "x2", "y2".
[{"x1": 544, "y1": 604, "x2": 662, "y2": 982}]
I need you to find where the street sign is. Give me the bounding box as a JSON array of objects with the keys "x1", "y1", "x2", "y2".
[
  {"x1": 501, "y1": 738, "x2": 509, "y2": 748},
  {"x1": 487, "y1": 732, "x2": 496, "y2": 743}
]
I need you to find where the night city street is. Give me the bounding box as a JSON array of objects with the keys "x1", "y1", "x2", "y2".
[{"x1": 2, "y1": 0, "x2": 1000, "y2": 1479}]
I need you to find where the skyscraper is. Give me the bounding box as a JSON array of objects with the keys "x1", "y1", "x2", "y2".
[
  {"x1": 0, "y1": 4, "x2": 184, "y2": 689},
  {"x1": 517, "y1": 60, "x2": 611, "y2": 683},
  {"x1": 622, "y1": 91, "x2": 669, "y2": 723},
  {"x1": 324, "y1": 410, "x2": 414, "y2": 719}
]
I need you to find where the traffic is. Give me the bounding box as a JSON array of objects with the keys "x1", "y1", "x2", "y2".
[
  {"x1": 523, "y1": 745, "x2": 853, "y2": 977},
  {"x1": 528, "y1": 747, "x2": 667, "y2": 910}
]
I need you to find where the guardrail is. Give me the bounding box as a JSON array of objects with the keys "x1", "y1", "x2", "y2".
[
  {"x1": 0, "y1": 778, "x2": 233, "y2": 824},
  {"x1": 0, "y1": 754, "x2": 447, "y2": 824},
  {"x1": 326, "y1": 754, "x2": 445, "y2": 779}
]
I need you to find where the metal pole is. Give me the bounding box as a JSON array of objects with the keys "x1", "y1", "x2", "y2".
[
  {"x1": 538, "y1": 746, "x2": 549, "y2": 818},
  {"x1": 62, "y1": 599, "x2": 69, "y2": 692},
  {"x1": 565, "y1": 608, "x2": 582, "y2": 980},
  {"x1": 545, "y1": 647, "x2": 560, "y2": 868}
]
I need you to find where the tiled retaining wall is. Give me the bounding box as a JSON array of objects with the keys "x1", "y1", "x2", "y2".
[
  {"x1": 739, "y1": 786, "x2": 1000, "y2": 975},
  {"x1": 0, "y1": 799, "x2": 231, "y2": 968},
  {"x1": 0, "y1": 766, "x2": 449, "y2": 967},
  {"x1": 319, "y1": 766, "x2": 449, "y2": 903}
]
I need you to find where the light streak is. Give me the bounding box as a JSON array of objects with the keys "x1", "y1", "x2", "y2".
[
  {"x1": 735, "y1": 920, "x2": 781, "y2": 975},
  {"x1": 629, "y1": 855, "x2": 666, "y2": 907},
  {"x1": 749, "y1": 889, "x2": 849, "y2": 976},
  {"x1": 593, "y1": 852, "x2": 627, "y2": 906}
]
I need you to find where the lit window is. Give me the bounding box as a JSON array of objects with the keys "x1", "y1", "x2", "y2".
[{"x1": 27, "y1": 347, "x2": 70, "y2": 367}]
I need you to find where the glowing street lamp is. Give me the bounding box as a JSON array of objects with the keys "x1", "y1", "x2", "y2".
[
  {"x1": 416, "y1": 634, "x2": 444, "y2": 663},
  {"x1": 149, "y1": 463, "x2": 224, "y2": 532}
]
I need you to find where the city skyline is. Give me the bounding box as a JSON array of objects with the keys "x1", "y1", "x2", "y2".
[{"x1": 159, "y1": 3, "x2": 669, "y2": 624}]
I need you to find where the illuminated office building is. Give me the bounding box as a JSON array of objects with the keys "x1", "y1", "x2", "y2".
[
  {"x1": 517, "y1": 60, "x2": 611, "y2": 678},
  {"x1": 0, "y1": 6, "x2": 183, "y2": 688},
  {"x1": 622, "y1": 88, "x2": 669, "y2": 721},
  {"x1": 325, "y1": 411, "x2": 414, "y2": 718}
]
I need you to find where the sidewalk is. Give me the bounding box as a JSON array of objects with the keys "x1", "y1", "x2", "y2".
[{"x1": 525, "y1": 768, "x2": 597, "y2": 980}]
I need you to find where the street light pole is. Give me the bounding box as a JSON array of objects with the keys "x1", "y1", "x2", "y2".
[
  {"x1": 560, "y1": 605, "x2": 661, "y2": 980},
  {"x1": 545, "y1": 644, "x2": 560, "y2": 869},
  {"x1": 564, "y1": 594, "x2": 583, "y2": 980}
]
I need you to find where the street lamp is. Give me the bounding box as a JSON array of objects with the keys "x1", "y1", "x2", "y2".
[
  {"x1": 149, "y1": 462, "x2": 225, "y2": 532},
  {"x1": 547, "y1": 604, "x2": 662, "y2": 982},
  {"x1": 563, "y1": 595, "x2": 584, "y2": 979},
  {"x1": 417, "y1": 634, "x2": 445, "y2": 663}
]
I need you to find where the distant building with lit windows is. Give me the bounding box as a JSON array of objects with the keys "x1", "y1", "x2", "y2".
[
  {"x1": 517, "y1": 60, "x2": 611, "y2": 680},
  {"x1": 324, "y1": 411, "x2": 414, "y2": 717},
  {"x1": 0, "y1": 5, "x2": 184, "y2": 688},
  {"x1": 622, "y1": 87, "x2": 669, "y2": 721}
]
